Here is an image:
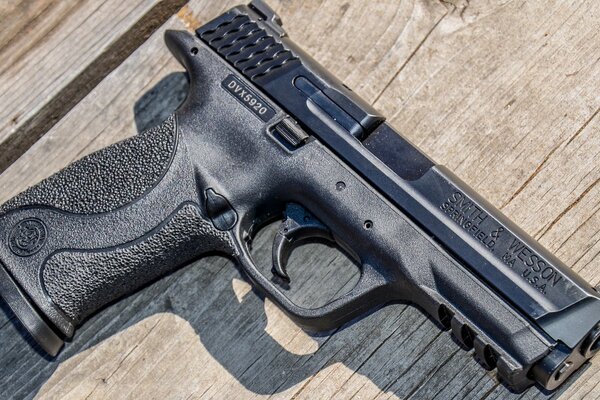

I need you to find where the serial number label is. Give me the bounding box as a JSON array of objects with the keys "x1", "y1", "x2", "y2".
[
  {"x1": 440, "y1": 190, "x2": 563, "y2": 296},
  {"x1": 221, "y1": 75, "x2": 276, "y2": 122}
]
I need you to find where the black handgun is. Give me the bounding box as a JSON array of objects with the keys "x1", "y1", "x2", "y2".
[{"x1": 0, "y1": 0, "x2": 598, "y2": 391}]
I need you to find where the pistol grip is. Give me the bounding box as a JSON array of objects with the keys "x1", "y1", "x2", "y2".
[{"x1": 0, "y1": 115, "x2": 236, "y2": 355}]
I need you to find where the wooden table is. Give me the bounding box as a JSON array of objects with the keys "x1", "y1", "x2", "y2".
[{"x1": 0, "y1": 1, "x2": 599, "y2": 399}]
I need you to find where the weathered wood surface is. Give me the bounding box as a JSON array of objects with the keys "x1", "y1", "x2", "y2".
[
  {"x1": 0, "y1": 0, "x2": 599, "y2": 399},
  {"x1": 0, "y1": 0, "x2": 187, "y2": 173}
]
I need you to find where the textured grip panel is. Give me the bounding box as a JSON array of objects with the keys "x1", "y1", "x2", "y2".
[
  {"x1": 42, "y1": 203, "x2": 235, "y2": 323},
  {"x1": 0, "y1": 116, "x2": 177, "y2": 215}
]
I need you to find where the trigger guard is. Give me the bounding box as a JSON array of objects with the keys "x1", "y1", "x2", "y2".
[
  {"x1": 235, "y1": 206, "x2": 394, "y2": 332},
  {"x1": 271, "y1": 203, "x2": 333, "y2": 281}
]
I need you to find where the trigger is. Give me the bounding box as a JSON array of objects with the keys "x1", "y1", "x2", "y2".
[{"x1": 272, "y1": 203, "x2": 332, "y2": 281}]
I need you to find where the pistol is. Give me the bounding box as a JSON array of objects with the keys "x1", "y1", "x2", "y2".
[{"x1": 0, "y1": 0, "x2": 598, "y2": 391}]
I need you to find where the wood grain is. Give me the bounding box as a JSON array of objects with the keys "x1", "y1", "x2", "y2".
[
  {"x1": 0, "y1": 0, "x2": 188, "y2": 173},
  {"x1": 0, "y1": 0, "x2": 598, "y2": 399}
]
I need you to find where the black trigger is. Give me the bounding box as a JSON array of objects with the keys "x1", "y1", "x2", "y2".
[{"x1": 271, "y1": 203, "x2": 332, "y2": 282}]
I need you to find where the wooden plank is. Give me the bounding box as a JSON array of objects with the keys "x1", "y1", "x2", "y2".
[
  {"x1": 0, "y1": 0, "x2": 188, "y2": 174},
  {"x1": 371, "y1": 1, "x2": 600, "y2": 399},
  {"x1": 0, "y1": 0, "x2": 447, "y2": 202},
  {"x1": 372, "y1": 1, "x2": 600, "y2": 399},
  {"x1": 0, "y1": 0, "x2": 598, "y2": 399}
]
